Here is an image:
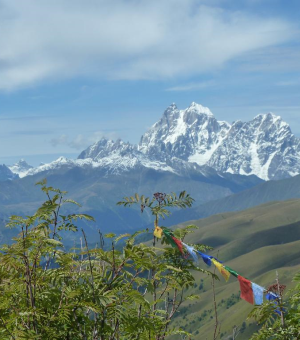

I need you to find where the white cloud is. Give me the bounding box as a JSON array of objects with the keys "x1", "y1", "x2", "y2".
[
  {"x1": 0, "y1": 0, "x2": 297, "y2": 90},
  {"x1": 50, "y1": 131, "x2": 119, "y2": 150},
  {"x1": 50, "y1": 134, "x2": 69, "y2": 148}
]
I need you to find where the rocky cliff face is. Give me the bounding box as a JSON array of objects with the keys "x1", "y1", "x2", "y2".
[
  {"x1": 139, "y1": 102, "x2": 230, "y2": 164},
  {"x1": 207, "y1": 113, "x2": 300, "y2": 180},
  {"x1": 138, "y1": 103, "x2": 300, "y2": 180}
]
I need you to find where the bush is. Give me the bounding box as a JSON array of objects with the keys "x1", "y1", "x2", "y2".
[{"x1": 0, "y1": 181, "x2": 212, "y2": 339}]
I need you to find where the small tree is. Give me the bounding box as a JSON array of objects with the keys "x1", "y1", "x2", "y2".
[
  {"x1": 0, "y1": 182, "x2": 213, "y2": 339},
  {"x1": 249, "y1": 273, "x2": 300, "y2": 340}
]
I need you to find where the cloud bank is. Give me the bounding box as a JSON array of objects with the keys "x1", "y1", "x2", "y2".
[
  {"x1": 0, "y1": 0, "x2": 296, "y2": 90},
  {"x1": 50, "y1": 131, "x2": 119, "y2": 150}
]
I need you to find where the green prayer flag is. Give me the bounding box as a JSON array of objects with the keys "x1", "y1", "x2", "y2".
[
  {"x1": 224, "y1": 265, "x2": 239, "y2": 278},
  {"x1": 162, "y1": 229, "x2": 177, "y2": 248}
]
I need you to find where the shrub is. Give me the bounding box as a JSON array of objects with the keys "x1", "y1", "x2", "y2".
[{"x1": 0, "y1": 181, "x2": 212, "y2": 339}]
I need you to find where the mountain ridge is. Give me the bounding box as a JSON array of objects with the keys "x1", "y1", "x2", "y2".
[
  {"x1": 8, "y1": 102, "x2": 300, "y2": 181},
  {"x1": 138, "y1": 103, "x2": 300, "y2": 180}
]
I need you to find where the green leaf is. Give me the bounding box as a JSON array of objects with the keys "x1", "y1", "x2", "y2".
[
  {"x1": 35, "y1": 178, "x2": 47, "y2": 186},
  {"x1": 115, "y1": 233, "x2": 130, "y2": 244},
  {"x1": 45, "y1": 239, "x2": 63, "y2": 247},
  {"x1": 68, "y1": 213, "x2": 95, "y2": 221},
  {"x1": 186, "y1": 294, "x2": 200, "y2": 301},
  {"x1": 165, "y1": 265, "x2": 182, "y2": 272},
  {"x1": 63, "y1": 199, "x2": 81, "y2": 207},
  {"x1": 105, "y1": 233, "x2": 116, "y2": 238}
]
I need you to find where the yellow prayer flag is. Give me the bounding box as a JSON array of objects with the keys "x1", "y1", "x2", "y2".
[
  {"x1": 154, "y1": 226, "x2": 163, "y2": 239},
  {"x1": 212, "y1": 259, "x2": 230, "y2": 282}
]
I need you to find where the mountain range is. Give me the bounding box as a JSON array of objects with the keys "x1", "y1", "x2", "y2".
[
  {"x1": 0, "y1": 160, "x2": 263, "y2": 245},
  {"x1": 1, "y1": 102, "x2": 300, "y2": 242},
  {"x1": 5, "y1": 102, "x2": 300, "y2": 181}
]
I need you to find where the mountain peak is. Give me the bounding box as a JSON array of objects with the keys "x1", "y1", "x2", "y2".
[
  {"x1": 255, "y1": 112, "x2": 281, "y2": 121},
  {"x1": 253, "y1": 112, "x2": 290, "y2": 131},
  {"x1": 139, "y1": 102, "x2": 229, "y2": 164},
  {"x1": 15, "y1": 159, "x2": 33, "y2": 168},
  {"x1": 56, "y1": 156, "x2": 68, "y2": 162},
  {"x1": 187, "y1": 102, "x2": 213, "y2": 116},
  {"x1": 163, "y1": 103, "x2": 179, "y2": 118},
  {"x1": 138, "y1": 103, "x2": 300, "y2": 180},
  {"x1": 169, "y1": 102, "x2": 177, "y2": 109},
  {"x1": 8, "y1": 159, "x2": 33, "y2": 178},
  {"x1": 78, "y1": 137, "x2": 137, "y2": 161}
]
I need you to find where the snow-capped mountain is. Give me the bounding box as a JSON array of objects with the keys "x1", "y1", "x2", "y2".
[
  {"x1": 77, "y1": 138, "x2": 175, "y2": 174},
  {"x1": 78, "y1": 138, "x2": 136, "y2": 160},
  {"x1": 139, "y1": 102, "x2": 230, "y2": 165},
  {"x1": 16, "y1": 143, "x2": 175, "y2": 178},
  {"x1": 138, "y1": 103, "x2": 300, "y2": 180},
  {"x1": 21, "y1": 157, "x2": 98, "y2": 177},
  {"x1": 207, "y1": 113, "x2": 300, "y2": 180},
  {"x1": 8, "y1": 159, "x2": 33, "y2": 178},
  {"x1": 8, "y1": 102, "x2": 300, "y2": 181}
]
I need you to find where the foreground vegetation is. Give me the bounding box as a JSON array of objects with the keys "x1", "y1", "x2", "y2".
[
  {"x1": 249, "y1": 275, "x2": 300, "y2": 340},
  {"x1": 0, "y1": 181, "x2": 214, "y2": 339},
  {"x1": 0, "y1": 181, "x2": 299, "y2": 339}
]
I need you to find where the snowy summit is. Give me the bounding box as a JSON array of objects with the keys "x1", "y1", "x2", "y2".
[{"x1": 8, "y1": 103, "x2": 300, "y2": 181}]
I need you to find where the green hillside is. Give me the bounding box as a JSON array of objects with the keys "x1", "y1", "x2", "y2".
[
  {"x1": 0, "y1": 166, "x2": 262, "y2": 243},
  {"x1": 167, "y1": 174, "x2": 300, "y2": 226},
  {"x1": 164, "y1": 199, "x2": 300, "y2": 339}
]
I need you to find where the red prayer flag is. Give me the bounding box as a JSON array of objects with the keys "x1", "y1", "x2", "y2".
[
  {"x1": 238, "y1": 275, "x2": 254, "y2": 304},
  {"x1": 171, "y1": 236, "x2": 184, "y2": 254}
]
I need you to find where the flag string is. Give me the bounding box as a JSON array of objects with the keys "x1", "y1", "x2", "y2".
[{"x1": 155, "y1": 227, "x2": 279, "y2": 305}]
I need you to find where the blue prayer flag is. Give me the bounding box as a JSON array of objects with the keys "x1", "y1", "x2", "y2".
[
  {"x1": 251, "y1": 282, "x2": 264, "y2": 305},
  {"x1": 197, "y1": 251, "x2": 213, "y2": 266},
  {"x1": 197, "y1": 251, "x2": 222, "y2": 266},
  {"x1": 266, "y1": 292, "x2": 278, "y2": 301},
  {"x1": 182, "y1": 243, "x2": 199, "y2": 264}
]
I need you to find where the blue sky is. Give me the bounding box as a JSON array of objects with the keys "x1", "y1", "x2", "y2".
[{"x1": 0, "y1": 0, "x2": 300, "y2": 166}]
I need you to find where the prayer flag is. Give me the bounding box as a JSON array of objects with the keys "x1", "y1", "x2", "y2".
[
  {"x1": 171, "y1": 236, "x2": 184, "y2": 254},
  {"x1": 212, "y1": 259, "x2": 230, "y2": 282},
  {"x1": 197, "y1": 251, "x2": 222, "y2": 266},
  {"x1": 238, "y1": 276, "x2": 254, "y2": 304},
  {"x1": 162, "y1": 229, "x2": 184, "y2": 254},
  {"x1": 266, "y1": 292, "x2": 278, "y2": 301},
  {"x1": 162, "y1": 229, "x2": 177, "y2": 247},
  {"x1": 182, "y1": 243, "x2": 199, "y2": 264},
  {"x1": 265, "y1": 293, "x2": 285, "y2": 315},
  {"x1": 224, "y1": 265, "x2": 239, "y2": 278},
  {"x1": 197, "y1": 251, "x2": 213, "y2": 266},
  {"x1": 251, "y1": 282, "x2": 264, "y2": 305},
  {"x1": 154, "y1": 226, "x2": 163, "y2": 238}
]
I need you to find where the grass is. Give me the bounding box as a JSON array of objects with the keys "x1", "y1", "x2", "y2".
[{"x1": 159, "y1": 198, "x2": 300, "y2": 339}]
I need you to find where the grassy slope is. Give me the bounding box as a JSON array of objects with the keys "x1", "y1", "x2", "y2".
[
  {"x1": 165, "y1": 199, "x2": 300, "y2": 339},
  {"x1": 167, "y1": 174, "x2": 300, "y2": 227},
  {"x1": 0, "y1": 166, "x2": 262, "y2": 243}
]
